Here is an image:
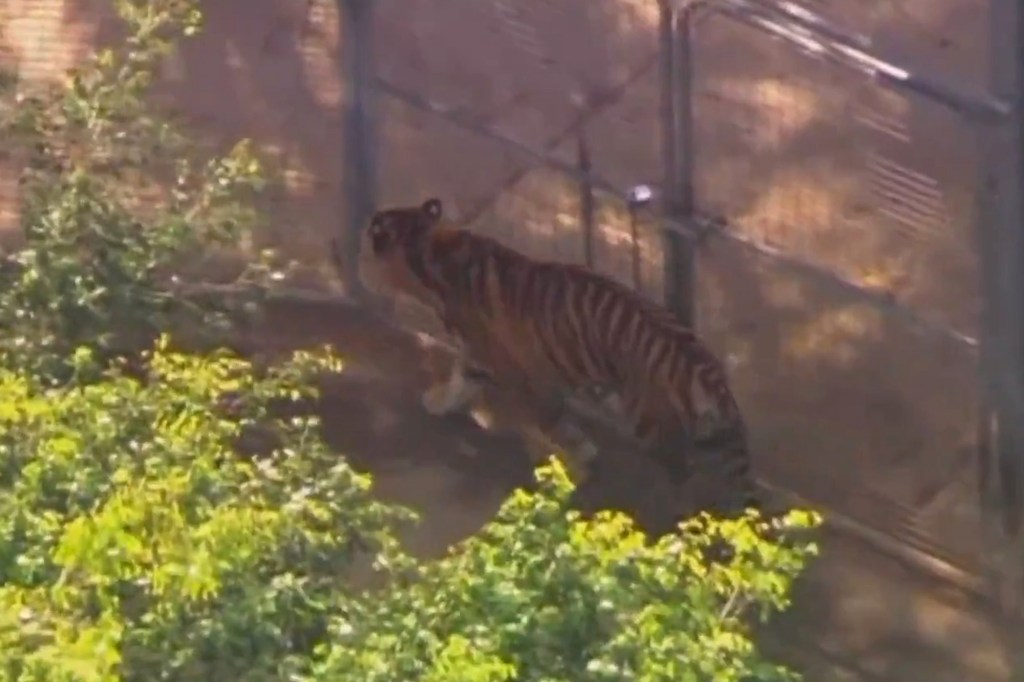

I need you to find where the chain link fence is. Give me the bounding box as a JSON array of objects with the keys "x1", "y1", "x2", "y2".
[
  {"x1": 676, "y1": 0, "x2": 996, "y2": 582},
  {"x1": 338, "y1": 0, "x2": 1024, "y2": 606}
]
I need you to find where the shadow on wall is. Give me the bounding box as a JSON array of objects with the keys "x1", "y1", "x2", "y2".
[
  {"x1": 48, "y1": 0, "x2": 980, "y2": 315},
  {"x1": 55, "y1": 0, "x2": 673, "y2": 286},
  {"x1": 57, "y1": 0, "x2": 346, "y2": 288}
]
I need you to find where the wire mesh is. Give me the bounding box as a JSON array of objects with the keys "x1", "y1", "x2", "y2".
[
  {"x1": 372, "y1": 0, "x2": 666, "y2": 295},
  {"x1": 692, "y1": 16, "x2": 980, "y2": 337},
  {"x1": 356, "y1": 0, "x2": 1015, "y2": 577},
  {"x1": 685, "y1": 6, "x2": 988, "y2": 574}
]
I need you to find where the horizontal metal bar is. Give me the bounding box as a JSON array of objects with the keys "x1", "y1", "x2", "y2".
[
  {"x1": 683, "y1": 0, "x2": 1010, "y2": 120},
  {"x1": 735, "y1": 0, "x2": 872, "y2": 49}
]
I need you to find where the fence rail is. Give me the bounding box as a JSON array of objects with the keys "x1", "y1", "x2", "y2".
[{"x1": 338, "y1": 0, "x2": 1024, "y2": 612}]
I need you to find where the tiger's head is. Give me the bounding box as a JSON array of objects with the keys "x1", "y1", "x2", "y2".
[{"x1": 355, "y1": 197, "x2": 446, "y2": 309}]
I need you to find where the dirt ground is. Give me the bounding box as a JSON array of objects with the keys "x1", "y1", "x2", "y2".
[{"x1": 234, "y1": 295, "x2": 1022, "y2": 682}]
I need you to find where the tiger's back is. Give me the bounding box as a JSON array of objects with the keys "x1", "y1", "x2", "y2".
[{"x1": 348, "y1": 197, "x2": 758, "y2": 517}]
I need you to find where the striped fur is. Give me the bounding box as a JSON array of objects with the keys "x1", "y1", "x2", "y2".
[{"x1": 344, "y1": 197, "x2": 759, "y2": 517}]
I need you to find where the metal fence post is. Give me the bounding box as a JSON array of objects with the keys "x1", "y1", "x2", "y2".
[
  {"x1": 659, "y1": 0, "x2": 697, "y2": 328},
  {"x1": 340, "y1": 0, "x2": 378, "y2": 299},
  {"x1": 977, "y1": 0, "x2": 1024, "y2": 616},
  {"x1": 577, "y1": 130, "x2": 596, "y2": 268}
]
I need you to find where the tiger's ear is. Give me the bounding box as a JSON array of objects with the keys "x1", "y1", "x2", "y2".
[{"x1": 421, "y1": 197, "x2": 443, "y2": 222}]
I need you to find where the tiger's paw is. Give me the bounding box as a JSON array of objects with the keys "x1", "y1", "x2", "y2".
[{"x1": 468, "y1": 406, "x2": 496, "y2": 430}]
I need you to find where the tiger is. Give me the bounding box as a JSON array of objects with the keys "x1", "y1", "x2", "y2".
[{"x1": 336, "y1": 197, "x2": 760, "y2": 519}]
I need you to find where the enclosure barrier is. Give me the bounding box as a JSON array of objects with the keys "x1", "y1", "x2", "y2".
[{"x1": 336, "y1": 0, "x2": 1024, "y2": 615}]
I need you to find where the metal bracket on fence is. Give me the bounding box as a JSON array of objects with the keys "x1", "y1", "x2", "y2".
[{"x1": 627, "y1": 185, "x2": 654, "y2": 290}]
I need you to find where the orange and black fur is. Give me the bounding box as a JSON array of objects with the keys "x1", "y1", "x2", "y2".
[{"x1": 341, "y1": 197, "x2": 760, "y2": 517}]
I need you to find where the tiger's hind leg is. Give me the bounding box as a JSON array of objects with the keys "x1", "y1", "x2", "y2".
[
  {"x1": 477, "y1": 365, "x2": 601, "y2": 484},
  {"x1": 621, "y1": 389, "x2": 695, "y2": 488}
]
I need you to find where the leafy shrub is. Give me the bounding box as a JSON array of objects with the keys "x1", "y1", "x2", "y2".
[
  {"x1": 0, "y1": 347, "x2": 818, "y2": 682},
  {"x1": 0, "y1": 338, "x2": 412, "y2": 681},
  {"x1": 312, "y1": 462, "x2": 819, "y2": 682},
  {"x1": 0, "y1": 0, "x2": 287, "y2": 383}
]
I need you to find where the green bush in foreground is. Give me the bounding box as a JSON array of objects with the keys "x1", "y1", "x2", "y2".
[
  {"x1": 0, "y1": 336, "x2": 819, "y2": 681},
  {"x1": 0, "y1": 339, "x2": 401, "y2": 681},
  {"x1": 314, "y1": 465, "x2": 819, "y2": 682}
]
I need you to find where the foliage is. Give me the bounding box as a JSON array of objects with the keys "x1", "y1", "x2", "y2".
[
  {"x1": 0, "y1": 355, "x2": 819, "y2": 682},
  {"x1": 313, "y1": 461, "x2": 820, "y2": 682},
  {"x1": 0, "y1": 338, "x2": 414, "y2": 681},
  {"x1": 0, "y1": 0, "x2": 289, "y2": 383}
]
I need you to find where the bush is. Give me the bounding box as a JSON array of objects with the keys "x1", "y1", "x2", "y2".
[
  {"x1": 0, "y1": 343, "x2": 817, "y2": 680},
  {"x1": 313, "y1": 463, "x2": 819, "y2": 682},
  {"x1": 0, "y1": 339, "x2": 412, "y2": 681},
  {"x1": 0, "y1": 336, "x2": 825, "y2": 669}
]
